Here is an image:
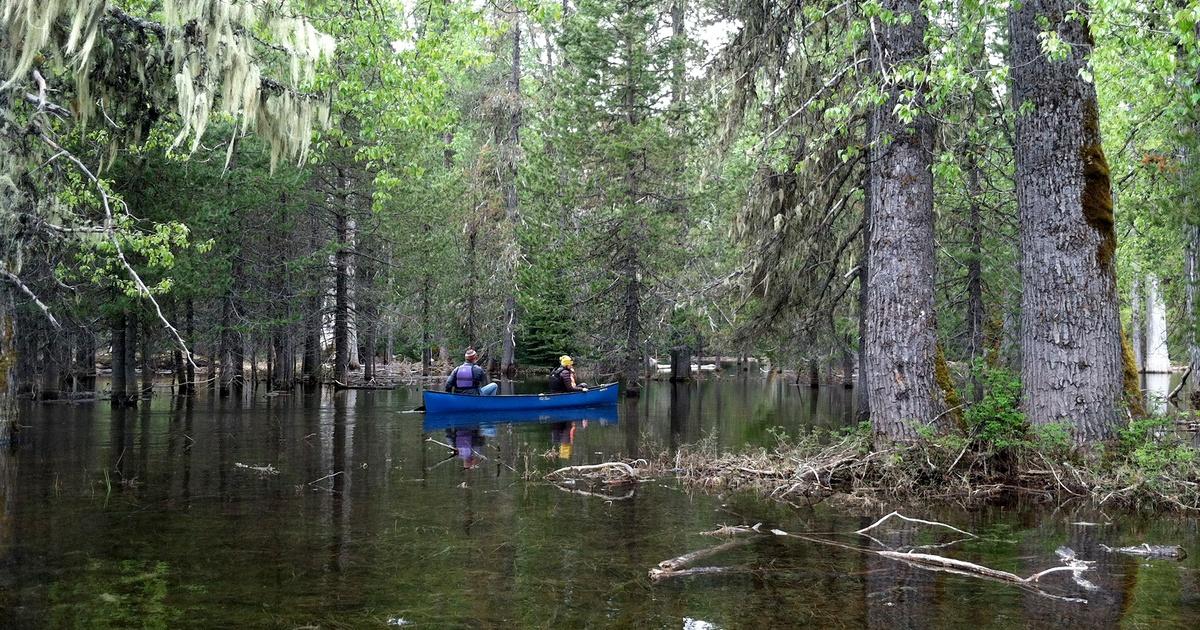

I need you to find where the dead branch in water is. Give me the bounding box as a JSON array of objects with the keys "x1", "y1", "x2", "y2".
[
  {"x1": 656, "y1": 514, "x2": 1093, "y2": 603},
  {"x1": 855, "y1": 511, "x2": 978, "y2": 538},
  {"x1": 546, "y1": 461, "x2": 641, "y2": 482}
]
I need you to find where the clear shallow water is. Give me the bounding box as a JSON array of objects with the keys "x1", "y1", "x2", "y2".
[{"x1": 0, "y1": 378, "x2": 1197, "y2": 628}]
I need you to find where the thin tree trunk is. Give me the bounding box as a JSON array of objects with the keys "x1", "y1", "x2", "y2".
[
  {"x1": 500, "y1": 6, "x2": 523, "y2": 378},
  {"x1": 1, "y1": 286, "x2": 16, "y2": 444},
  {"x1": 346, "y1": 214, "x2": 360, "y2": 372},
  {"x1": 184, "y1": 298, "x2": 195, "y2": 394},
  {"x1": 865, "y1": 0, "x2": 945, "y2": 444},
  {"x1": 1011, "y1": 0, "x2": 1122, "y2": 441},
  {"x1": 966, "y1": 154, "x2": 985, "y2": 403},
  {"x1": 140, "y1": 314, "x2": 154, "y2": 399},
  {"x1": 334, "y1": 196, "x2": 351, "y2": 386},
  {"x1": 1187, "y1": 224, "x2": 1199, "y2": 371},
  {"x1": 39, "y1": 335, "x2": 62, "y2": 401},
  {"x1": 1131, "y1": 277, "x2": 1144, "y2": 372},
  {"x1": 125, "y1": 310, "x2": 139, "y2": 404}
]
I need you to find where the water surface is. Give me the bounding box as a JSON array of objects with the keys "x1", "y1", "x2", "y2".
[{"x1": 1, "y1": 378, "x2": 1196, "y2": 628}]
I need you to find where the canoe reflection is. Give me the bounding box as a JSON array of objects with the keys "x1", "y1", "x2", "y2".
[{"x1": 425, "y1": 406, "x2": 618, "y2": 467}]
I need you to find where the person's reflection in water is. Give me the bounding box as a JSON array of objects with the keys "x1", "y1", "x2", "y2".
[
  {"x1": 445, "y1": 427, "x2": 485, "y2": 469},
  {"x1": 550, "y1": 421, "x2": 585, "y2": 460}
]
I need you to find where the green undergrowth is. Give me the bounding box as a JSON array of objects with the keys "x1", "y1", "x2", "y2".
[{"x1": 666, "y1": 365, "x2": 1200, "y2": 513}]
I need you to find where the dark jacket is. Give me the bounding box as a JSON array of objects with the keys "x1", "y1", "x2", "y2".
[
  {"x1": 549, "y1": 366, "x2": 582, "y2": 393},
  {"x1": 445, "y1": 362, "x2": 486, "y2": 394}
]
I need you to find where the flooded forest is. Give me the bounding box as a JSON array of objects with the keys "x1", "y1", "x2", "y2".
[{"x1": 2, "y1": 0, "x2": 1200, "y2": 627}]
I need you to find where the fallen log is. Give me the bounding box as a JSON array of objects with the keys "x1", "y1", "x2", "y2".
[
  {"x1": 1099, "y1": 543, "x2": 1187, "y2": 560},
  {"x1": 658, "y1": 538, "x2": 756, "y2": 571}
]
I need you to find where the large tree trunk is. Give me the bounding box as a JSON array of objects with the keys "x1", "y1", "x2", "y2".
[
  {"x1": 1011, "y1": 0, "x2": 1122, "y2": 441},
  {"x1": 500, "y1": 7, "x2": 523, "y2": 379},
  {"x1": 865, "y1": 0, "x2": 945, "y2": 444}
]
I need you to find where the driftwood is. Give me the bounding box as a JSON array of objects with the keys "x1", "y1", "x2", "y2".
[{"x1": 1100, "y1": 543, "x2": 1187, "y2": 560}]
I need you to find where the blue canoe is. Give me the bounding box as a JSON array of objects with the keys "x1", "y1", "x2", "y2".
[
  {"x1": 422, "y1": 383, "x2": 619, "y2": 414},
  {"x1": 423, "y1": 405, "x2": 618, "y2": 431}
]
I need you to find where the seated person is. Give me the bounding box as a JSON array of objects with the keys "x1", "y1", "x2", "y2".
[
  {"x1": 445, "y1": 348, "x2": 487, "y2": 394},
  {"x1": 549, "y1": 355, "x2": 587, "y2": 393}
]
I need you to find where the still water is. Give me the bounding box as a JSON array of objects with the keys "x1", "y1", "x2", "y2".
[{"x1": 1, "y1": 378, "x2": 1197, "y2": 628}]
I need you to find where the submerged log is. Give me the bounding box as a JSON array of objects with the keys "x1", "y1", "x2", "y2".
[
  {"x1": 658, "y1": 537, "x2": 756, "y2": 571},
  {"x1": 1099, "y1": 543, "x2": 1187, "y2": 560}
]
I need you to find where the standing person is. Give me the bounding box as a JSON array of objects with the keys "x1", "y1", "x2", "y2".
[
  {"x1": 549, "y1": 355, "x2": 588, "y2": 393},
  {"x1": 444, "y1": 349, "x2": 497, "y2": 395}
]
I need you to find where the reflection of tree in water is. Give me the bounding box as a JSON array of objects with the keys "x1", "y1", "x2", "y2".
[
  {"x1": 865, "y1": 527, "x2": 934, "y2": 630},
  {"x1": 669, "y1": 383, "x2": 692, "y2": 450}
]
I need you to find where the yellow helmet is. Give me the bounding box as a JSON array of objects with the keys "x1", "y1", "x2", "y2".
[{"x1": 559, "y1": 355, "x2": 574, "y2": 367}]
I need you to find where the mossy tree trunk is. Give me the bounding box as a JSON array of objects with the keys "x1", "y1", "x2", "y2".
[
  {"x1": 1011, "y1": 0, "x2": 1123, "y2": 441},
  {"x1": 864, "y1": 0, "x2": 945, "y2": 444}
]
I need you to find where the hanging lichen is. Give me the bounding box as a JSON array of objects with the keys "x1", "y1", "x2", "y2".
[{"x1": 0, "y1": 0, "x2": 336, "y2": 170}]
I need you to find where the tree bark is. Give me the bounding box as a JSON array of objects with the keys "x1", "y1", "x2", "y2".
[
  {"x1": 1011, "y1": 0, "x2": 1122, "y2": 441},
  {"x1": 865, "y1": 0, "x2": 945, "y2": 444}
]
